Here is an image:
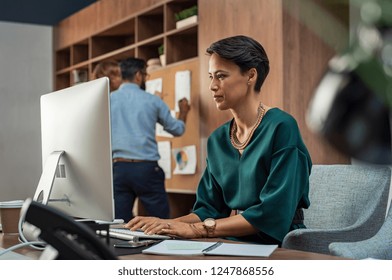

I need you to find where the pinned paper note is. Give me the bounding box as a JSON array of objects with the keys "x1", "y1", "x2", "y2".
[
  {"x1": 158, "y1": 141, "x2": 172, "y2": 179},
  {"x1": 174, "y1": 70, "x2": 191, "y2": 112},
  {"x1": 172, "y1": 145, "x2": 196, "y2": 175},
  {"x1": 146, "y1": 78, "x2": 163, "y2": 95}
]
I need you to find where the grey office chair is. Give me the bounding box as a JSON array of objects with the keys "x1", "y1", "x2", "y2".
[
  {"x1": 282, "y1": 164, "x2": 391, "y2": 255},
  {"x1": 328, "y1": 197, "x2": 392, "y2": 259}
]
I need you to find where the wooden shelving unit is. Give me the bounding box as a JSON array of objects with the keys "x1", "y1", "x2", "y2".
[
  {"x1": 53, "y1": 0, "x2": 199, "y2": 218},
  {"x1": 54, "y1": 0, "x2": 198, "y2": 90}
]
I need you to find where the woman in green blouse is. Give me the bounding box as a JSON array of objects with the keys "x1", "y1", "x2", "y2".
[{"x1": 125, "y1": 35, "x2": 312, "y2": 245}]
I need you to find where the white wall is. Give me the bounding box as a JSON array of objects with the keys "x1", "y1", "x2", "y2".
[{"x1": 0, "y1": 21, "x2": 52, "y2": 201}]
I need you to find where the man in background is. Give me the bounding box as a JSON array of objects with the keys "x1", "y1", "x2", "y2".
[{"x1": 110, "y1": 57, "x2": 190, "y2": 222}]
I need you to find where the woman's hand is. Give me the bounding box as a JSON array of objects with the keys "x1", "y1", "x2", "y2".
[
  {"x1": 159, "y1": 221, "x2": 204, "y2": 239},
  {"x1": 124, "y1": 216, "x2": 204, "y2": 239},
  {"x1": 125, "y1": 216, "x2": 167, "y2": 233}
]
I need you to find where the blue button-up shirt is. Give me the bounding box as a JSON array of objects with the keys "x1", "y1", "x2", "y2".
[{"x1": 110, "y1": 83, "x2": 185, "y2": 161}]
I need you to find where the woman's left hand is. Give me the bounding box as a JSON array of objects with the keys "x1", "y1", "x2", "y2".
[{"x1": 158, "y1": 221, "x2": 201, "y2": 238}]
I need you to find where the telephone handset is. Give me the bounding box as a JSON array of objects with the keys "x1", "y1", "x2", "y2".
[{"x1": 21, "y1": 198, "x2": 117, "y2": 260}]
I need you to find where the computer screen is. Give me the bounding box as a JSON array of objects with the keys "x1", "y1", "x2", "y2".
[{"x1": 33, "y1": 77, "x2": 114, "y2": 222}]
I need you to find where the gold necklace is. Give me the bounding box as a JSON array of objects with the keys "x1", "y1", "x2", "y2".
[{"x1": 230, "y1": 102, "x2": 265, "y2": 150}]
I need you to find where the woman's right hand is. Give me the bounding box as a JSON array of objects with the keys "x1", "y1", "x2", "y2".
[
  {"x1": 124, "y1": 215, "x2": 203, "y2": 238},
  {"x1": 125, "y1": 216, "x2": 171, "y2": 235}
]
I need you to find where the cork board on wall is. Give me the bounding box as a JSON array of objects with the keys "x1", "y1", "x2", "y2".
[{"x1": 147, "y1": 58, "x2": 201, "y2": 194}]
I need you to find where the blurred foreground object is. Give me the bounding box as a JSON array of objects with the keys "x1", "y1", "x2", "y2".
[{"x1": 307, "y1": 0, "x2": 392, "y2": 164}]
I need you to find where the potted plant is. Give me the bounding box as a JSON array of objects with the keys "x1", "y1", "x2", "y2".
[
  {"x1": 158, "y1": 44, "x2": 165, "y2": 66},
  {"x1": 175, "y1": 5, "x2": 198, "y2": 29}
]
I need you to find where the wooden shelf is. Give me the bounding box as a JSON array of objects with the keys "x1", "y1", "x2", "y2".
[
  {"x1": 91, "y1": 17, "x2": 135, "y2": 59},
  {"x1": 54, "y1": 0, "x2": 198, "y2": 91},
  {"x1": 71, "y1": 39, "x2": 89, "y2": 65},
  {"x1": 166, "y1": 25, "x2": 198, "y2": 64},
  {"x1": 136, "y1": 6, "x2": 164, "y2": 41},
  {"x1": 91, "y1": 47, "x2": 136, "y2": 65},
  {"x1": 136, "y1": 36, "x2": 164, "y2": 62},
  {"x1": 55, "y1": 47, "x2": 71, "y2": 71},
  {"x1": 55, "y1": 72, "x2": 71, "y2": 90}
]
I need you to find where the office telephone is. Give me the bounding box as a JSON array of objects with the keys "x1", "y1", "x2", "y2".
[{"x1": 21, "y1": 198, "x2": 117, "y2": 260}]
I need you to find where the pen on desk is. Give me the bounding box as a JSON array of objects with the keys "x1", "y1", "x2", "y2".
[{"x1": 202, "y1": 241, "x2": 223, "y2": 253}]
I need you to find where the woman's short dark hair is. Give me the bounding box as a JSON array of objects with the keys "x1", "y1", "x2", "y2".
[
  {"x1": 120, "y1": 57, "x2": 146, "y2": 81},
  {"x1": 206, "y1": 35, "x2": 270, "y2": 92}
]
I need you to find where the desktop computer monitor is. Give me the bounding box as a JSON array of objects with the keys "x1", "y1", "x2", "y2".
[{"x1": 33, "y1": 77, "x2": 114, "y2": 222}]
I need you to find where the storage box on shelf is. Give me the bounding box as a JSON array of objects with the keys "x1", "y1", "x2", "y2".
[
  {"x1": 176, "y1": 15, "x2": 198, "y2": 29},
  {"x1": 166, "y1": 0, "x2": 198, "y2": 31}
]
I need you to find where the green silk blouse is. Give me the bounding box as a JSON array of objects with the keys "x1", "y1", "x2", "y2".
[{"x1": 193, "y1": 108, "x2": 312, "y2": 243}]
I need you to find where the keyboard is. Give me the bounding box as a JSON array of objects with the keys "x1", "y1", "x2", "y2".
[{"x1": 100, "y1": 228, "x2": 171, "y2": 241}]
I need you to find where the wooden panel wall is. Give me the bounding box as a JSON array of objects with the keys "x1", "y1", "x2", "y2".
[{"x1": 281, "y1": 0, "x2": 350, "y2": 164}]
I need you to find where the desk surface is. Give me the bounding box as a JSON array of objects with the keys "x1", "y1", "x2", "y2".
[
  {"x1": 0, "y1": 233, "x2": 346, "y2": 260},
  {"x1": 118, "y1": 247, "x2": 346, "y2": 260}
]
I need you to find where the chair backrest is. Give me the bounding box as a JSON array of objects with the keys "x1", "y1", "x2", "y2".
[{"x1": 304, "y1": 164, "x2": 391, "y2": 230}]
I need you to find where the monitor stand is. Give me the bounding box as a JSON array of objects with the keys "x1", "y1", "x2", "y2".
[
  {"x1": 20, "y1": 151, "x2": 65, "y2": 246},
  {"x1": 32, "y1": 150, "x2": 120, "y2": 223},
  {"x1": 22, "y1": 151, "x2": 114, "y2": 247},
  {"x1": 33, "y1": 150, "x2": 65, "y2": 205},
  {"x1": 24, "y1": 151, "x2": 67, "y2": 244}
]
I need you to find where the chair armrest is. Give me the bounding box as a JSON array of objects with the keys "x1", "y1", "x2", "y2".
[
  {"x1": 329, "y1": 239, "x2": 392, "y2": 259},
  {"x1": 282, "y1": 194, "x2": 388, "y2": 255},
  {"x1": 282, "y1": 221, "x2": 381, "y2": 255},
  {"x1": 329, "y1": 209, "x2": 392, "y2": 259}
]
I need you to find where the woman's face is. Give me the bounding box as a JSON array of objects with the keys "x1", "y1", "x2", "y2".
[{"x1": 208, "y1": 53, "x2": 249, "y2": 111}]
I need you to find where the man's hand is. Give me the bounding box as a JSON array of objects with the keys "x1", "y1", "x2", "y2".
[{"x1": 178, "y1": 98, "x2": 190, "y2": 122}]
